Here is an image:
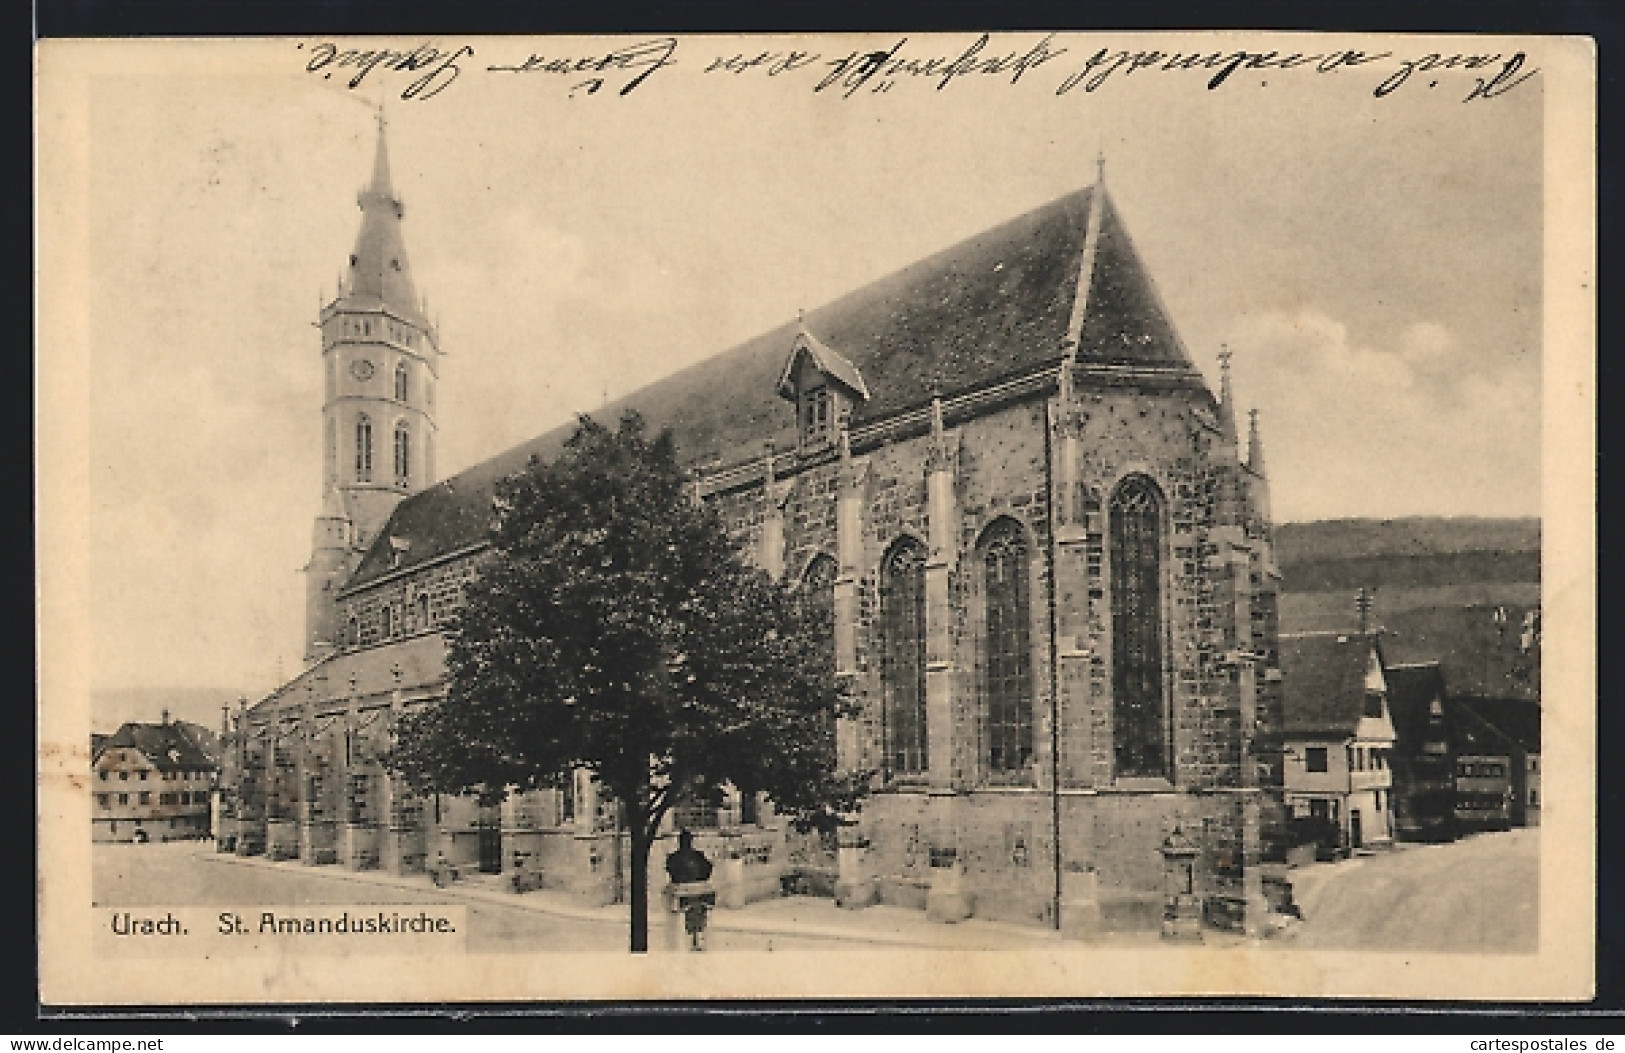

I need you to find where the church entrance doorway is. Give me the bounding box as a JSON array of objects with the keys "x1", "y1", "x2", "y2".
[{"x1": 477, "y1": 803, "x2": 502, "y2": 873}]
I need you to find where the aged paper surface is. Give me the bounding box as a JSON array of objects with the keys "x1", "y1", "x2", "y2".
[{"x1": 38, "y1": 33, "x2": 1594, "y2": 1004}]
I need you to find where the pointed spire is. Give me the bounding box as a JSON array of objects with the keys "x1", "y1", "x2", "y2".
[
  {"x1": 1247, "y1": 407, "x2": 1266, "y2": 475},
  {"x1": 343, "y1": 111, "x2": 420, "y2": 319},
  {"x1": 361, "y1": 104, "x2": 400, "y2": 216},
  {"x1": 1216, "y1": 345, "x2": 1237, "y2": 439}
]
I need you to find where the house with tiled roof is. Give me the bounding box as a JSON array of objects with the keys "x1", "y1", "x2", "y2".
[
  {"x1": 221, "y1": 130, "x2": 1286, "y2": 936},
  {"x1": 92, "y1": 713, "x2": 219, "y2": 843},
  {"x1": 1383, "y1": 661, "x2": 1457, "y2": 842},
  {"x1": 1279, "y1": 634, "x2": 1397, "y2": 854},
  {"x1": 1450, "y1": 695, "x2": 1541, "y2": 831}
]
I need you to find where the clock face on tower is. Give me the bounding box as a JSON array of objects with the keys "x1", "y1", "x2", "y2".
[{"x1": 351, "y1": 358, "x2": 375, "y2": 381}]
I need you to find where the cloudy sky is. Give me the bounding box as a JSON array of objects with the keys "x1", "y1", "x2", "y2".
[{"x1": 43, "y1": 34, "x2": 1549, "y2": 704}]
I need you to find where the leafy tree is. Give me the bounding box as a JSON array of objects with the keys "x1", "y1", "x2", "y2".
[{"x1": 391, "y1": 411, "x2": 862, "y2": 952}]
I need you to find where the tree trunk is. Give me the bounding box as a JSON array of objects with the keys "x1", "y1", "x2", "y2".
[{"x1": 629, "y1": 813, "x2": 651, "y2": 953}]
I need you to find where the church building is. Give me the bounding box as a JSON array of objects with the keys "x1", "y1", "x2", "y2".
[{"x1": 217, "y1": 121, "x2": 1287, "y2": 934}]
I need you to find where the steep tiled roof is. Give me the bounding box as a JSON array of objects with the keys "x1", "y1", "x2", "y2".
[
  {"x1": 98, "y1": 722, "x2": 217, "y2": 773},
  {"x1": 344, "y1": 182, "x2": 1202, "y2": 591},
  {"x1": 251, "y1": 632, "x2": 449, "y2": 718},
  {"x1": 1384, "y1": 662, "x2": 1448, "y2": 750},
  {"x1": 1453, "y1": 696, "x2": 1540, "y2": 754},
  {"x1": 1280, "y1": 633, "x2": 1383, "y2": 737}
]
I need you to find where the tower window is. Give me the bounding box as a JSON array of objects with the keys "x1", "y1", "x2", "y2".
[
  {"x1": 394, "y1": 423, "x2": 411, "y2": 486},
  {"x1": 395, "y1": 363, "x2": 409, "y2": 402},
  {"x1": 880, "y1": 537, "x2": 928, "y2": 778},
  {"x1": 355, "y1": 414, "x2": 373, "y2": 482},
  {"x1": 1110, "y1": 474, "x2": 1168, "y2": 780},
  {"x1": 979, "y1": 518, "x2": 1033, "y2": 775}
]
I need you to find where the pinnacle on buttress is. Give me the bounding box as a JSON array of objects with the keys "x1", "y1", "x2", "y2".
[
  {"x1": 1247, "y1": 407, "x2": 1267, "y2": 476},
  {"x1": 1216, "y1": 345, "x2": 1237, "y2": 440}
]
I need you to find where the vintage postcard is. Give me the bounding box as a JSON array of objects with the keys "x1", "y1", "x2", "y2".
[{"x1": 37, "y1": 32, "x2": 1595, "y2": 1005}]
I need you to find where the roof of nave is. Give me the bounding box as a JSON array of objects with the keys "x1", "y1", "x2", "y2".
[
  {"x1": 248, "y1": 632, "x2": 448, "y2": 719},
  {"x1": 1280, "y1": 633, "x2": 1386, "y2": 737},
  {"x1": 96, "y1": 721, "x2": 218, "y2": 772},
  {"x1": 344, "y1": 179, "x2": 1205, "y2": 592}
]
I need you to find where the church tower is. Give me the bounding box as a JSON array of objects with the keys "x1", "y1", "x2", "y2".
[{"x1": 304, "y1": 112, "x2": 442, "y2": 663}]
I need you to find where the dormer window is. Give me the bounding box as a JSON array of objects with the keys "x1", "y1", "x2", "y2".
[
  {"x1": 776, "y1": 325, "x2": 869, "y2": 453},
  {"x1": 803, "y1": 387, "x2": 833, "y2": 444}
]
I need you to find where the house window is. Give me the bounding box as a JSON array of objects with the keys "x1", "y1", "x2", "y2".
[
  {"x1": 395, "y1": 363, "x2": 408, "y2": 403},
  {"x1": 382, "y1": 605, "x2": 395, "y2": 639},
  {"x1": 139, "y1": 770, "x2": 148, "y2": 781},
  {"x1": 979, "y1": 518, "x2": 1032, "y2": 775},
  {"x1": 138, "y1": 792, "x2": 150, "y2": 805},
  {"x1": 356, "y1": 414, "x2": 374, "y2": 482},
  {"x1": 348, "y1": 616, "x2": 360, "y2": 646},
  {"x1": 98, "y1": 771, "x2": 108, "y2": 781},
  {"x1": 118, "y1": 794, "x2": 129, "y2": 806},
  {"x1": 1305, "y1": 747, "x2": 1328, "y2": 773},
  {"x1": 880, "y1": 538, "x2": 928, "y2": 778},
  {"x1": 119, "y1": 771, "x2": 128, "y2": 781},
  {"x1": 96, "y1": 794, "x2": 109, "y2": 808},
  {"x1": 739, "y1": 790, "x2": 760, "y2": 827},
  {"x1": 1110, "y1": 475, "x2": 1167, "y2": 779},
  {"x1": 394, "y1": 423, "x2": 411, "y2": 486},
  {"x1": 415, "y1": 593, "x2": 430, "y2": 629}
]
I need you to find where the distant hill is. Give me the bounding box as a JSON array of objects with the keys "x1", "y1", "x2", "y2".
[
  {"x1": 1274, "y1": 517, "x2": 1540, "y2": 563},
  {"x1": 1276, "y1": 517, "x2": 1541, "y2": 701},
  {"x1": 91, "y1": 686, "x2": 248, "y2": 735}
]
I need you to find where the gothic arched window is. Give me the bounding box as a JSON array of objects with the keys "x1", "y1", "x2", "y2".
[
  {"x1": 979, "y1": 518, "x2": 1033, "y2": 775},
  {"x1": 355, "y1": 414, "x2": 373, "y2": 482},
  {"x1": 880, "y1": 538, "x2": 928, "y2": 778},
  {"x1": 395, "y1": 363, "x2": 409, "y2": 403},
  {"x1": 1110, "y1": 474, "x2": 1168, "y2": 779},
  {"x1": 394, "y1": 423, "x2": 411, "y2": 486}
]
